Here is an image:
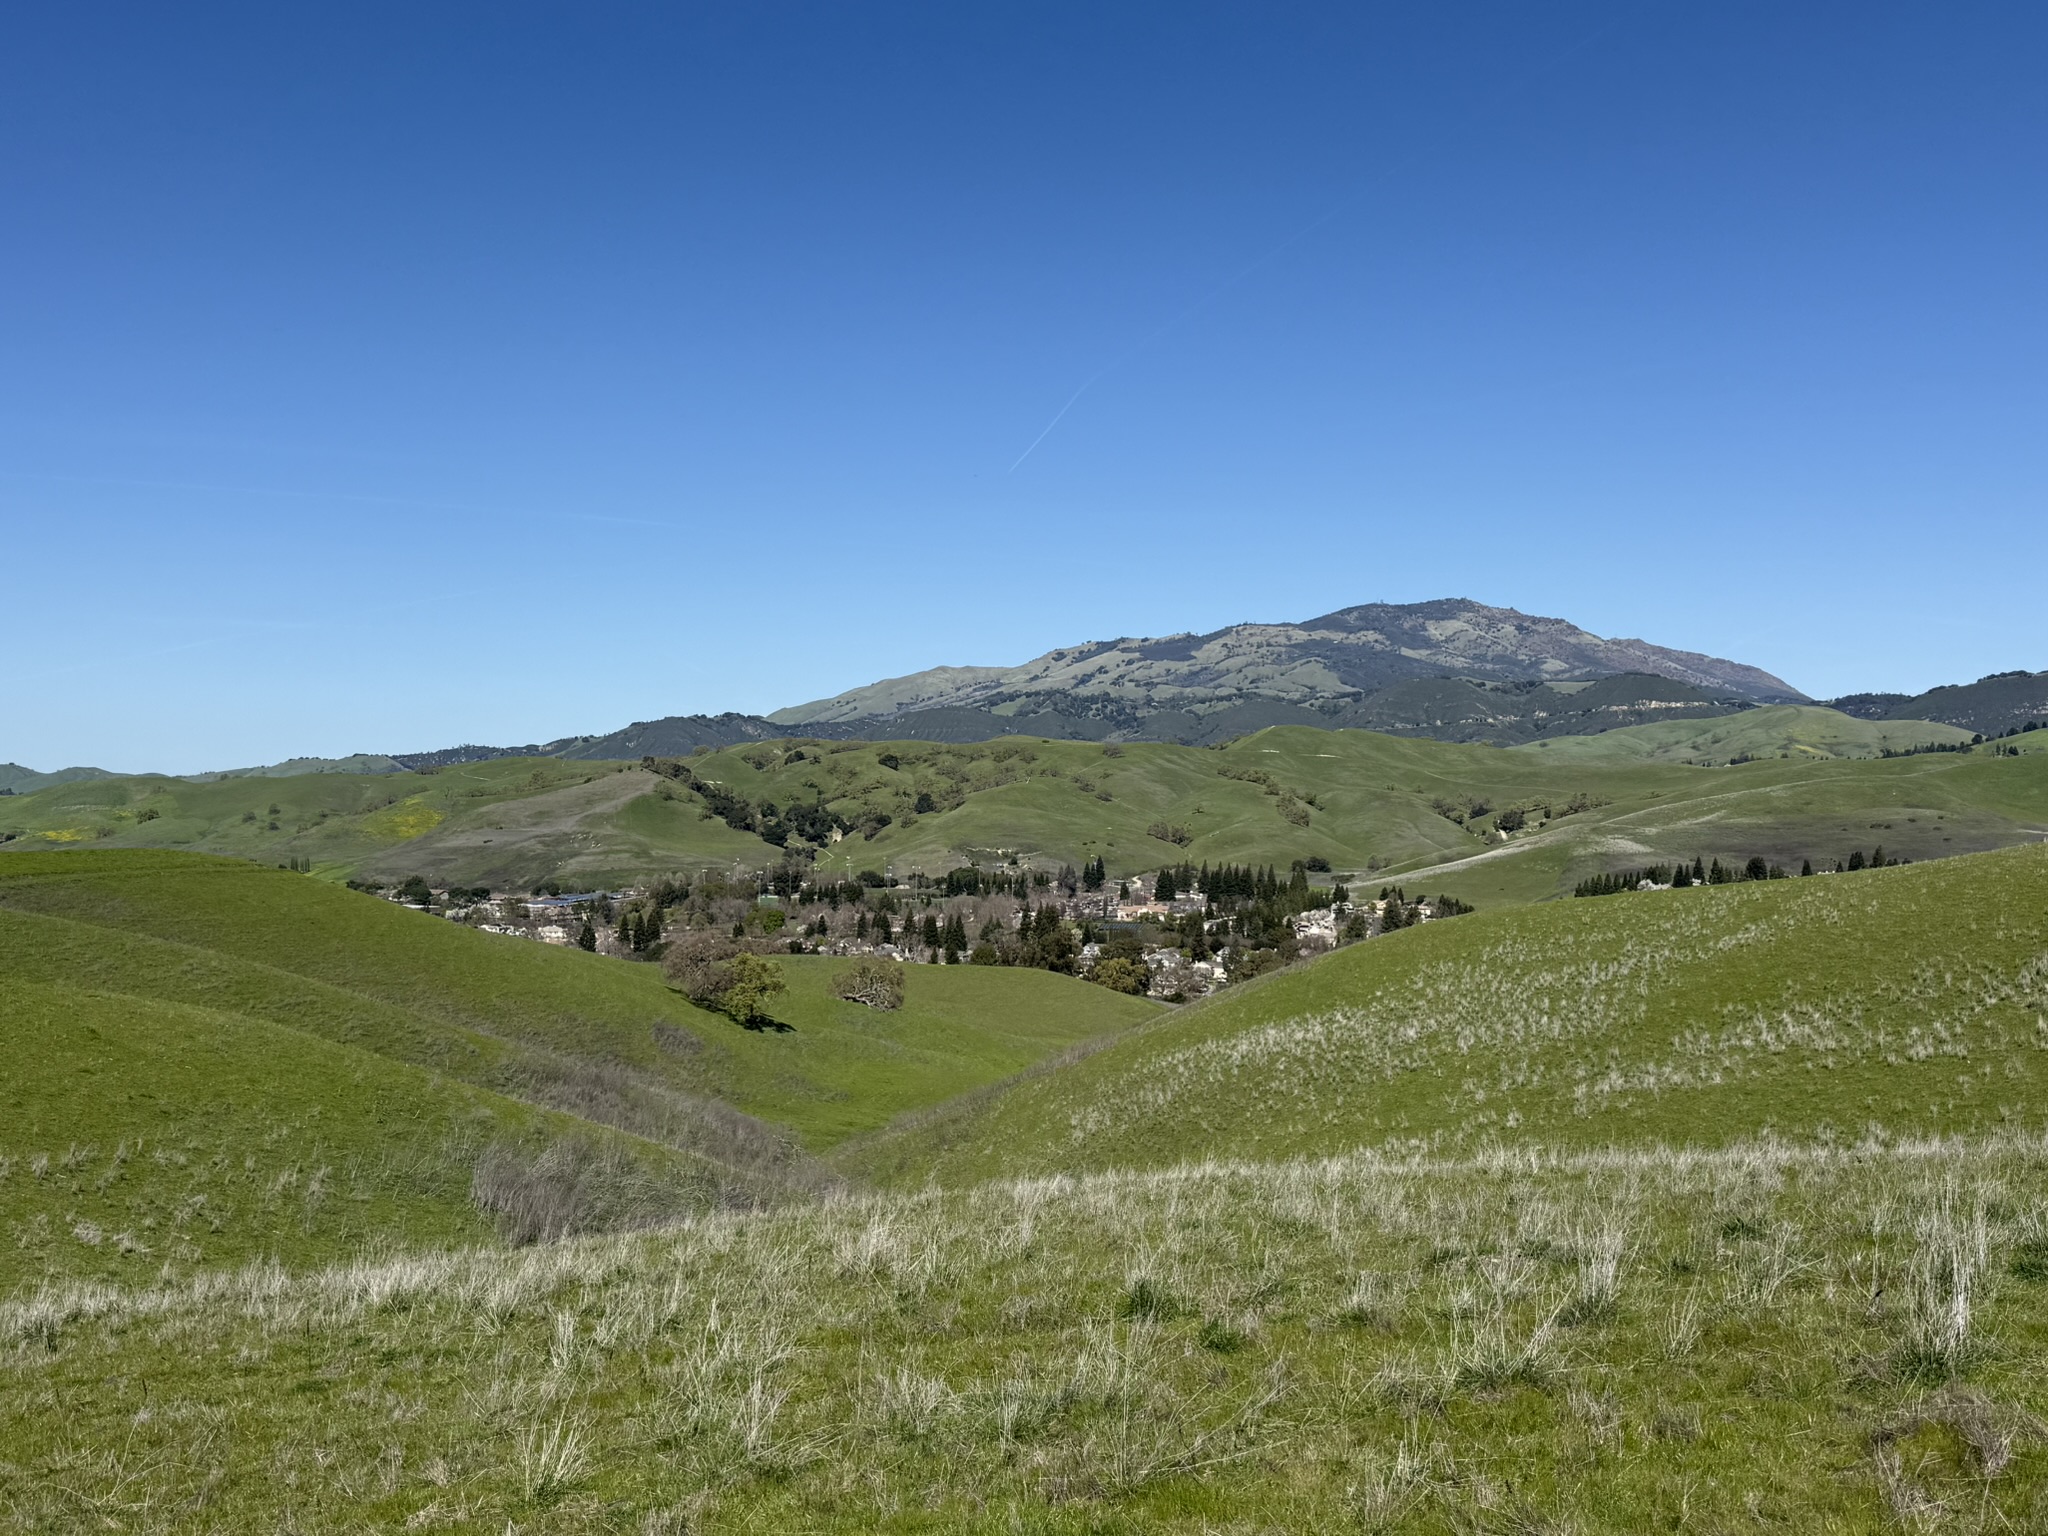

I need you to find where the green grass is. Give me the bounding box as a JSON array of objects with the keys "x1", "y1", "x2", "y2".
[
  {"x1": 0, "y1": 853, "x2": 1153, "y2": 1151},
  {"x1": 851, "y1": 843, "x2": 2048, "y2": 1187},
  {"x1": 727, "y1": 958, "x2": 1160, "y2": 1145},
  {"x1": 0, "y1": 978, "x2": 506, "y2": 1286},
  {"x1": 7, "y1": 1136, "x2": 2048, "y2": 1531}
]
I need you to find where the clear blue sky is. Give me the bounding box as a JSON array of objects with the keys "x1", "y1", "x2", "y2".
[{"x1": 6, "y1": 2, "x2": 2043, "y2": 773}]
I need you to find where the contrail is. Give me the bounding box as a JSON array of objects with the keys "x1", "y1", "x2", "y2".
[{"x1": 1008, "y1": 374, "x2": 1106, "y2": 473}]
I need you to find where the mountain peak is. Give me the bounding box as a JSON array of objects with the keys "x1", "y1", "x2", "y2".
[{"x1": 772, "y1": 599, "x2": 1805, "y2": 726}]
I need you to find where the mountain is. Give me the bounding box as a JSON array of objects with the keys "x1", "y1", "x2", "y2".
[
  {"x1": 771, "y1": 598, "x2": 1809, "y2": 727},
  {"x1": 1827, "y1": 670, "x2": 2048, "y2": 736}
]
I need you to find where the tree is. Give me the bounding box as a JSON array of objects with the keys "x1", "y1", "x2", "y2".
[
  {"x1": 663, "y1": 930, "x2": 744, "y2": 1007},
  {"x1": 663, "y1": 930, "x2": 786, "y2": 1024},
  {"x1": 1801, "y1": 859, "x2": 1814, "y2": 877},
  {"x1": 719, "y1": 953, "x2": 786, "y2": 1027},
  {"x1": 1744, "y1": 856, "x2": 1769, "y2": 883},
  {"x1": 576, "y1": 919, "x2": 597, "y2": 952},
  {"x1": 1088, "y1": 955, "x2": 1150, "y2": 995},
  {"x1": 832, "y1": 956, "x2": 905, "y2": 1010}
]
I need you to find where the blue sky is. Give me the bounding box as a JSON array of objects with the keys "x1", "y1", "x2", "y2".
[{"x1": 6, "y1": 2, "x2": 2044, "y2": 773}]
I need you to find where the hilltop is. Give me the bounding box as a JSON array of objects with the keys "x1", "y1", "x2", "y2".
[{"x1": 1831, "y1": 669, "x2": 2048, "y2": 737}]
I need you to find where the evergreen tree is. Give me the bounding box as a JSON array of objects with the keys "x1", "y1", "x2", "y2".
[
  {"x1": 1801, "y1": 859, "x2": 1813, "y2": 877},
  {"x1": 577, "y1": 919, "x2": 597, "y2": 952},
  {"x1": 1848, "y1": 850, "x2": 1866, "y2": 871},
  {"x1": 1692, "y1": 856, "x2": 1706, "y2": 883},
  {"x1": 1155, "y1": 868, "x2": 1177, "y2": 901}
]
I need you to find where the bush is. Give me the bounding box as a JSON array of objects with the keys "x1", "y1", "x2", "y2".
[{"x1": 832, "y1": 956, "x2": 906, "y2": 1009}]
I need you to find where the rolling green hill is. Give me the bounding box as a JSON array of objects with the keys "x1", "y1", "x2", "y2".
[
  {"x1": 0, "y1": 976, "x2": 704, "y2": 1289},
  {"x1": 6, "y1": 713, "x2": 2043, "y2": 911},
  {"x1": 851, "y1": 843, "x2": 2048, "y2": 1186},
  {"x1": 0, "y1": 852, "x2": 1160, "y2": 1290}
]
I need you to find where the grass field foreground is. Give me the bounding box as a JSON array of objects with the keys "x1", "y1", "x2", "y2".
[{"x1": 6, "y1": 1136, "x2": 2047, "y2": 1531}]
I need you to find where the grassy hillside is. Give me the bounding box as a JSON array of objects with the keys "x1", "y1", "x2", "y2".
[
  {"x1": 0, "y1": 976, "x2": 718, "y2": 1291},
  {"x1": 852, "y1": 844, "x2": 2048, "y2": 1186},
  {"x1": 8, "y1": 1135, "x2": 2047, "y2": 1531},
  {"x1": 6, "y1": 714, "x2": 2042, "y2": 908},
  {"x1": 1515, "y1": 702, "x2": 1973, "y2": 765},
  {"x1": 0, "y1": 758, "x2": 770, "y2": 887},
  {"x1": 0, "y1": 852, "x2": 1154, "y2": 1152},
  {"x1": 0, "y1": 852, "x2": 1159, "y2": 1293}
]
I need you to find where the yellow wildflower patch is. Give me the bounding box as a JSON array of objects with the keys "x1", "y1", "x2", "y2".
[
  {"x1": 363, "y1": 797, "x2": 445, "y2": 842},
  {"x1": 41, "y1": 828, "x2": 99, "y2": 842}
]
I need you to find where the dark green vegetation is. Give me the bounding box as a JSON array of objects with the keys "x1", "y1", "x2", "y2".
[
  {"x1": 1831, "y1": 668, "x2": 2048, "y2": 736},
  {"x1": 0, "y1": 852, "x2": 1157, "y2": 1289},
  {"x1": 854, "y1": 844, "x2": 2048, "y2": 1187}
]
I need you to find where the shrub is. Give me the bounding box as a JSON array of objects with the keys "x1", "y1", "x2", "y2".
[{"x1": 833, "y1": 956, "x2": 906, "y2": 1010}]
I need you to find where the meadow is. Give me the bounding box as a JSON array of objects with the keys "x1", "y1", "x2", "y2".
[{"x1": 6, "y1": 1136, "x2": 2047, "y2": 1531}]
